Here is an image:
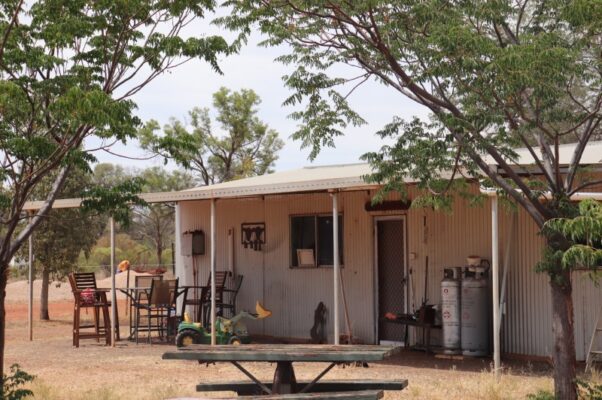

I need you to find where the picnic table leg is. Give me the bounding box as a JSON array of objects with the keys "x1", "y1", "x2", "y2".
[{"x1": 272, "y1": 361, "x2": 297, "y2": 394}]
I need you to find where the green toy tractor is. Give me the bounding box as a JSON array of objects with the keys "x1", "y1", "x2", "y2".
[{"x1": 176, "y1": 301, "x2": 272, "y2": 347}]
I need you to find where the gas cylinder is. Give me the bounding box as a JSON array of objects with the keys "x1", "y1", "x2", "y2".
[
  {"x1": 441, "y1": 267, "x2": 461, "y2": 354},
  {"x1": 461, "y1": 264, "x2": 489, "y2": 356}
]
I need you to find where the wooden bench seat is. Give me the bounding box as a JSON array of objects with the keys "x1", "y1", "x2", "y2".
[
  {"x1": 169, "y1": 389, "x2": 384, "y2": 399},
  {"x1": 196, "y1": 380, "x2": 407, "y2": 395}
]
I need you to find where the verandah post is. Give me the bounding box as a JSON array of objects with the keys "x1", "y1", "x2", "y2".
[
  {"x1": 333, "y1": 192, "x2": 340, "y2": 345},
  {"x1": 210, "y1": 198, "x2": 217, "y2": 345}
]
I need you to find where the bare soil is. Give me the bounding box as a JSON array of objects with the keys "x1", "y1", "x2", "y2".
[{"x1": 4, "y1": 279, "x2": 557, "y2": 399}]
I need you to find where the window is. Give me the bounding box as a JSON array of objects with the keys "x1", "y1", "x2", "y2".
[{"x1": 290, "y1": 215, "x2": 343, "y2": 267}]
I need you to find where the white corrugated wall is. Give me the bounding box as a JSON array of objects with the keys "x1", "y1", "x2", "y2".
[{"x1": 176, "y1": 186, "x2": 600, "y2": 360}]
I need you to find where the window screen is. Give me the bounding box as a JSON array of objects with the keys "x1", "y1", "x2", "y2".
[
  {"x1": 317, "y1": 216, "x2": 343, "y2": 265},
  {"x1": 291, "y1": 216, "x2": 316, "y2": 267},
  {"x1": 290, "y1": 215, "x2": 343, "y2": 267}
]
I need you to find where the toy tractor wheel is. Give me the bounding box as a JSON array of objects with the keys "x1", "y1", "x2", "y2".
[
  {"x1": 229, "y1": 336, "x2": 242, "y2": 346},
  {"x1": 176, "y1": 329, "x2": 202, "y2": 347}
]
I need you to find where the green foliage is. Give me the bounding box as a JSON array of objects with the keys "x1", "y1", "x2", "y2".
[
  {"x1": 539, "y1": 200, "x2": 602, "y2": 275},
  {"x1": 1, "y1": 364, "x2": 34, "y2": 400},
  {"x1": 15, "y1": 168, "x2": 106, "y2": 282},
  {"x1": 130, "y1": 167, "x2": 196, "y2": 264},
  {"x1": 139, "y1": 87, "x2": 284, "y2": 185},
  {"x1": 220, "y1": 0, "x2": 602, "y2": 230},
  {"x1": 222, "y1": 4, "x2": 600, "y2": 395},
  {"x1": 1, "y1": 0, "x2": 229, "y2": 257},
  {"x1": 81, "y1": 177, "x2": 147, "y2": 228},
  {"x1": 577, "y1": 379, "x2": 602, "y2": 399},
  {"x1": 527, "y1": 390, "x2": 556, "y2": 400}
]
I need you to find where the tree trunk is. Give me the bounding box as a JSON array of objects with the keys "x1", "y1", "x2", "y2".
[
  {"x1": 550, "y1": 269, "x2": 577, "y2": 400},
  {"x1": 40, "y1": 267, "x2": 50, "y2": 320},
  {"x1": 0, "y1": 263, "x2": 8, "y2": 384}
]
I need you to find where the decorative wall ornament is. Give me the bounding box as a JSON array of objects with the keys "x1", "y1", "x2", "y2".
[{"x1": 241, "y1": 223, "x2": 265, "y2": 251}]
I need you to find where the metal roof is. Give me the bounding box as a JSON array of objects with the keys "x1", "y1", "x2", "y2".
[
  {"x1": 22, "y1": 163, "x2": 379, "y2": 210},
  {"x1": 22, "y1": 141, "x2": 602, "y2": 211},
  {"x1": 485, "y1": 140, "x2": 602, "y2": 166}
]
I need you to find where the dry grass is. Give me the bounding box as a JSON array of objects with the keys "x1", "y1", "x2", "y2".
[{"x1": 4, "y1": 300, "x2": 557, "y2": 400}]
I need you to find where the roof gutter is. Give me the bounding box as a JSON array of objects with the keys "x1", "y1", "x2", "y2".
[{"x1": 480, "y1": 188, "x2": 602, "y2": 201}]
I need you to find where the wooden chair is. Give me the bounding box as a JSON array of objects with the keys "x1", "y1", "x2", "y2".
[
  {"x1": 69, "y1": 272, "x2": 117, "y2": 347},
  {"x1": 128, "y1": 275, "x2": 163, "y2": 337},
  {"x1": 180, "y1": 271, "x2": 230, "y2": 324},
  {"x1": 135, "y1": 278, "x2": 178, "y2": 343}
]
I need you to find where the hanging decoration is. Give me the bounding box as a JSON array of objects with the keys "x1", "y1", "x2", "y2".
[{"x1": 241, "y1": 223, "x2": 266, "y2": 251}]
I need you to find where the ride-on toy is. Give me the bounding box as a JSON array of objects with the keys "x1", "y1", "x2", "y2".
[{"x1": 176, "y1": 301, "x2": 272, "y2": 347}]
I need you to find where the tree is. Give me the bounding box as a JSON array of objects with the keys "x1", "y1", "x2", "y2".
[
  {"x1": 222, "y1": 1, "x2": 602, "y2": 398},
  {"x1": 0, "y1": 0, "x2": 229, "y2": 379},
  {"x1": 139, "y1": 87, "x2": 285, "y2": 185},
  {"x1": 130, "y1": 167, "x2": 196, "y2": 265},
  {"x1": 17, "y1": 169, "x2": 105, "y2": 320}
]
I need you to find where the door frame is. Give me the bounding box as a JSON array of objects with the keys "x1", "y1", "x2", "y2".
[{"x1": 373, "y1": 215, "x2": 409, "y2": 343}]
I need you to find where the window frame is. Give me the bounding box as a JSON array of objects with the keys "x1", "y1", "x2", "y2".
[{"x1": 289, "y1": 212, "x2": 344, "y2": 269}]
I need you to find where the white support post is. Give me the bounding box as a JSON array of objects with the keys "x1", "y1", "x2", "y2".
[
  {"x1": 174, "y1": 203, "x2": 181, "y2": 278},
  {"x1": 110, "y1": 216, "x2": 116, "y2": 347},
  {"x1": 498, "y1": 212, "x2": 516, "y2": 329},
  {"x1": 28, "y1": 214, "x2": 33, "y2": 342},
  {"x1": 333, "y1": 192, "x2": 340, "y2": 345},
  {"x1": 174, "y1": 203, "x2": 183, "y2": 315},
  {"x1": 491, "y1": 196, "x2": 500, "y2": 375},
  {"x1": 210, "y1": 199, "x2": 217, "y2": 345}
]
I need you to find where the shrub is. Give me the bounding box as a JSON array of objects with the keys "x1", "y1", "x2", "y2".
[
  {"x1": 1, "y1": 364, "x2": 35, "y2": 400},
  {"x1": 527, "y1": 390, "x2": 555, "y2": 400},
  {"x1": 577, "y1": 379, "x2": 602, "y2": 399}
]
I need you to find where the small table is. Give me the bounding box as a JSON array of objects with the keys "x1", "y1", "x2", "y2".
[
  {"x1": 162, "y1": 344, "x2": 404, "y2": 395},
  {"x1": 381, "y1": 317, "x2": 441, "y2": 353}
]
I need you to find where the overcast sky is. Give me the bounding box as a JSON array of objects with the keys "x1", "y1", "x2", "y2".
[{"x1": 89, "y1": 19, "x2": 430, "y2": 173}]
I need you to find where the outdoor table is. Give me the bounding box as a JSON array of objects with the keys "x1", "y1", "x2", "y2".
[
  {"x1": 162, "y1": 344, "x2": 404, "y2": 396},
  {"x1": 380, "y1": 317, "x2": 441, "y2": 353}
]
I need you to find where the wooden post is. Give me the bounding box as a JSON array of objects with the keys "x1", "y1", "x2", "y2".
[
  {"x1": 110, "y1": 216, "x2": 116, "y2": 347},
  {"x1": 332, "y1": 192, "x2": 340, "y2": 345},
  {"x1": 210, "y1": 198, "x2": 217, "y2": 345}
]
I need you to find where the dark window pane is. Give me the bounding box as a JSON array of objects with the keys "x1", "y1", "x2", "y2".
[
  {"x1": 290, "y1": 216, "x2": 316, "y2": 266},
  {"x1": 317, "y1": 216, "x2": 343, "y2": 266}
]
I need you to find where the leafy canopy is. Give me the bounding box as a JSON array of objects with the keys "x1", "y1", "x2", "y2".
[
  {"x1": 139, "y1": 87, "x2": 284, "y2": 185},
  {"x1": 0, "y1": 0, "x2": 230, "y2": 262},
  {"x1": 541, "y1": 199, "x2": 602, "y2": 274},
  {"x1": 221, "y1": 1, "x2": 602, "y2": 229},
  {"x1": 15, "y1": 168, "x2": 106, "y2": 281},
  {"x1": 0, "y1": 0, "x2": 231, "y2": 380}
]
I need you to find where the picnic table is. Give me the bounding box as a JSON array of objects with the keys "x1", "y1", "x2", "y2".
[{"x1": 162, "y1": 344, "x2": 406, "y2": 396}]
